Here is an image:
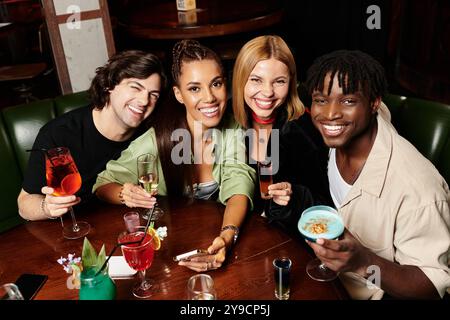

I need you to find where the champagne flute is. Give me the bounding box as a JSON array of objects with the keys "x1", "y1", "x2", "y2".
[
  {"x1": 45, "y1": 147, "x2": 90, "y2": 239},
  {"x1": 137, "y1": 153, "x2": 163, "y2": 220},
  {"x1": 118, "y1": 226, "x2": 155, "y2": 298},
  {"x1": 297, "y1": 205, "x2": 344, "y2": 281}
]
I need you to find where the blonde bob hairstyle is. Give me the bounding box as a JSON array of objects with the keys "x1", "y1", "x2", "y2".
[{"x1": 232, "y1": 35, "x2": 304, "y2": 128}]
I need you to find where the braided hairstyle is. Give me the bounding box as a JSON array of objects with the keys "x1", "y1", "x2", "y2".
[
  {"x1": 171, "y1": 39, "x2": 224, "y2": 86},
  {"x1": 89, "y1": 50, "x2": 166, "y2": 109},
  {"x1": 305, "y1": 50, "x2": 387, "y2": 103}
]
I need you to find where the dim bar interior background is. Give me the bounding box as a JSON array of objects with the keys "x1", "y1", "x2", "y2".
[{"x1": 0, "y1": 0, "x2": 448, "y2": 109}]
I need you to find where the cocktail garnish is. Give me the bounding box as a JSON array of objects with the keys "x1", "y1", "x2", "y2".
[
  {"x1": 57, "y1": 253, "x2": 82, "y2": 289},
  {"x1": 146, "y1": 226, "x2": 167, "y2": 250},
  {"x1": 303, "y1": 218, "x2": 329, "y2": 234}
]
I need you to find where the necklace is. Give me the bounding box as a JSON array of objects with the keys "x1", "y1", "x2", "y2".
[
  {"x1": 251, "y1": 110, "x2": 276, "y2": 125},
  {"x1": 255, "y1": 127, "x2": 271, "y2": 144}
]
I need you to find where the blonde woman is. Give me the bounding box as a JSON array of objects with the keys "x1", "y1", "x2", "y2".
[{"x1": 232, "y1": 35, "x2": 331, "y2": 228}]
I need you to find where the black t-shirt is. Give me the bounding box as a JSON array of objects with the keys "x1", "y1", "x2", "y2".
[{"x1": 22, "y1": 106, "x2": 141, "y2": 203}]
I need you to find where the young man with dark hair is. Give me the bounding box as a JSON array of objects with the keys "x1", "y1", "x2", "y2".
[
  {"x1": 18, "y1": 50, "x2": 167, "y2": 221},
  {"x1": 303, "y1": 50, "x2": 449, "y2": 299}
]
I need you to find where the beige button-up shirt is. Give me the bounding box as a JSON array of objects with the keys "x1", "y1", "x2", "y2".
[{"x1": 337, "y1": 109, "x2": 450, "y2": 299}]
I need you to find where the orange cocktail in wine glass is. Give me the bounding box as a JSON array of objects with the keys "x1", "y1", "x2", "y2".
[{"x1": 45, "y1": 147, "x2": 90, "y2": 239}]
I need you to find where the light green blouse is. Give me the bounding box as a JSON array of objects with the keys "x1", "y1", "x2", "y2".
[{"x1": 93, "y1": 115, "x2": 256, "y2": 209}]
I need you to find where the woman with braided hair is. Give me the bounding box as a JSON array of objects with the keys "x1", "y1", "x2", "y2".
[{"x1": 94, "y1": 40, "x2": 256, "y2": 273}]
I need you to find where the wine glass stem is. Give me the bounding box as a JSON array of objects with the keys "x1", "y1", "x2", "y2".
[
  {"x1": 152, "y1": 192, "x2": 158, "y2": 208},
  {"x1": 68, "y1": 207, "x2": 80, "y2": 232},
  {"x1": 138, "y1": 270, "x2": 146, "y2": 289}
]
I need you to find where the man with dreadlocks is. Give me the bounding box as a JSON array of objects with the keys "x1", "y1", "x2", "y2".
[{"x1": 303, "y1": 50, "x2": 450, "y2": 299}]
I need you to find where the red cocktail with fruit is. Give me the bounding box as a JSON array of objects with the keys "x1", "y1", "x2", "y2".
[{"x1": 118, "y1": 226, "x2": 156, "y2": 298}]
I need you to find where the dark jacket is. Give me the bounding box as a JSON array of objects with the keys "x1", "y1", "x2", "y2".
[{"x1": 250, "y1": 109, "x2": 332, "y2": 233}]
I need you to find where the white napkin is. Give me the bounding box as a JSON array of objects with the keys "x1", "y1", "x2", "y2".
[{"x1": 108, "y1": 256, "x2": 137, "y2": 279}]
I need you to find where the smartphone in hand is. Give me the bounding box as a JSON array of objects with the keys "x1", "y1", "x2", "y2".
[
  {"x1": 173, "y1": 249, "x2": 208, "y2": 262},
  {"x1": 15, "y1": 273, "x2": 48, "y2": 300}
]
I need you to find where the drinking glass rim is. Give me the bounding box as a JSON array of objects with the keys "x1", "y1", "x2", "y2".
[
  {"x1": 1, "y1": 283, "x2": 20, "y2": 290},
  {"x1": 273, "y1": 257, "x2": 292, "y2": 269},
  {"x1": 124, "y1": 210, "x2": 140, "y2": 214},
  {"x1": 187, "y1": 274, "x2": 214, "y2": 290},
  {"x1": 46, "y1": 146, "x2": 70, "y2": 157},
  {"x1": 123, "y1": 211, "x2": 140, "y2": 219},
  {"x1": 80, "y1": 264, "x2": 109, "y2": 282},
  {"x1": 48, "y1": 146, "x2": 69, "y2": 152},
  {"x1": 302, "y1": 205, "x2": 338, "y2": 215},
  {"x1": 118, "y1": 228, "x2": 153, "y2": 249},
  {"x1": 257, "y1": 160, "x2": 272, "y2": 167},
  {"x1": 0, "y1": 283, "x2": 24, "y2": 299},
  {"x1": 298, "y1": 205, "x2": 344, "y2": 240}
]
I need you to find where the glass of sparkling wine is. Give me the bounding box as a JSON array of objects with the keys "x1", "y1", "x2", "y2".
[
  {"x1": 187, "y1": 274, "x2": 217, "y2": 300},
  {"x1": 137, "y1": 153, "x2": 163, "y2": 220}
]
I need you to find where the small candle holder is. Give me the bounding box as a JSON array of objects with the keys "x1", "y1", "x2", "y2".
[{"x1": 176, "y1": 0, "x2": 196, "y2": 11}]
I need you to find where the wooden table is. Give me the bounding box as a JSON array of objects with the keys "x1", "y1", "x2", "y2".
[
  {"x1": 0, "y1": 198, "x2": 348, "y2": 300},
  {"x1": 115, "y1": 0, "x2": 284, "y2": 40},
  {"x1": 0, "y1": 63, "x2": 46, "y2": 81}
]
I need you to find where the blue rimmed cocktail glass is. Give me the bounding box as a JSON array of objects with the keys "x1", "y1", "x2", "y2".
[{"x1": 298, "y1": 205, "x2": 344, "y2": 281}]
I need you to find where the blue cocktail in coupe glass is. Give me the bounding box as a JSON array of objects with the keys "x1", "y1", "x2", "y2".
[{"x1": 298, "y1": 205, "x2": 344, "y2": 281}]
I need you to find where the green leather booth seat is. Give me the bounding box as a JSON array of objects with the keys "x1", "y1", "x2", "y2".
[
  {"x1": 383, "y1": 94, "x2": 450, "y2": 184},
  {"x1": 0, "y1": 91, "x2": 89, "y2": 233}
]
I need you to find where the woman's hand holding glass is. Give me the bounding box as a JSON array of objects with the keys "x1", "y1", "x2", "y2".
[
  {"x1": 119, "y1": 182, "x2": 156, "y2": 209},
  {"x1": 268, "y1": 182, "x2": 292, "y2": 206}
]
